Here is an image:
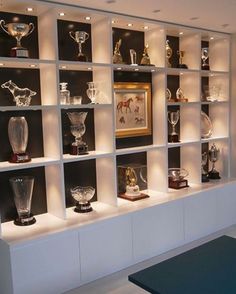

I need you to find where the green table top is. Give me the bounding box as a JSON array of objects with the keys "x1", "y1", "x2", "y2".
[{"x1": 129, "y1": 236, "x2": 236, "y2": 294}]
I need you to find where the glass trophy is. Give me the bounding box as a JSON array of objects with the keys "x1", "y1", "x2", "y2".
[
  {"x1": 9, "y1": 176, "x2": 36, "y2": 226},
  {"x1": 67, "y1": 112, "x2": 88, "y2": 155},
  {"x1": 130, "y1": 49, "x2": 138, "y2": 66},
  {"x1": 8, "y1": 116, "x2": 31, "y2": 163},
  {"x1": 69, "y1": 31, "x2": 89, "y2": 61},
  {"x1": 176, "y1": 88, "x2": 188, "y2": 102},
  {"x1": 168, "y1": 168, "x2": 189, "y2": 189},
  {"x1": 201, "y1": 47, "x2": 210, "y2": 70},
  {"x1": 168, "y1": 110, "x2": 180, "y2": 142},
  {"x1": 117, "y1": 164, "x2": 149, "y2": 201},
  {"x1": 208, "y1": 143, "x2": 221, "y2": 179},
  {"x1": 201, "y1": 152, "x2": 209, "y2": 182},
  {"x1": 59, "y1": 82, "x2": 70, "y2": 105},
  {"x1": 177, "y1": 50, "x2": 188, "y2": 69},
  {"x1": 70, "y1": 186, "x2": 95, "y2": 213},
  {"x1": 113, "y1": 39, "x2": 123, "y2": 64},
  {"x1": 86, "y1": 82, "x2": 99, "y2": 104},
  {"x1": 0, "y1": 20, "x2": 34, "y2": 58},
  {"x1": 166, "y1": 88, "x2": 175, "y2": 102},
  {"x1": 203, "y1": 85, "x2": 221, "y2": 102},
  {"x1": 166, "y1": 40, "x2": 172, "y2": 68},
  {"x1": 140, "y1": 44, "x2": 154, "y2": 66},
  {"x1": 1, "y1": 80, "x2": 37, "y2": 106},
  {"x1": 201, "y1": 111, "x2": 213, "y2": 139}
]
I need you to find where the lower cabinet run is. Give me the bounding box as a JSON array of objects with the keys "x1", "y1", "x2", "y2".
[{"x1": 1, "y1": 182, "x2": 236, "y2": 294}]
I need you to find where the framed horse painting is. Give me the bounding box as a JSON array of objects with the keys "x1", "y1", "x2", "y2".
[{"x1": 114, "y1": 82, "x2": 152, "y2": 138}]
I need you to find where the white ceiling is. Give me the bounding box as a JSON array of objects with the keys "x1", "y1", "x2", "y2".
[{"x1": 47, "y1": 0, "x2": 236, "y2": 33}]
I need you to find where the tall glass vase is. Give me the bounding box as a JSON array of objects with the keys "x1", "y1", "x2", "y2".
[{"x1": 9, "y1": 176, "x2": 36, "y2": 226}]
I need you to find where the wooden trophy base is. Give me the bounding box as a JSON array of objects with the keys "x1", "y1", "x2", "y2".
[
  {"x1": 208, "y1": 171, "x2": 221, "y2": 180},
  {"x1": 177, "y1": 98, "x2": 188, "y2": 102},
  {"x1": 177, "y1": 64, "x2": 188, "y2": 69},
  {"x1": 202, "y1": 173, "x2": 209, "y2": 183},
  {"x1": 119, "y1": 193, "x2": 149, "y2": 202},
  {"x1": 9, "y1": 153, "x2": 31, "y2": 163},
  {"x1": 14, "y1": 214, "x2": 36, "y2": 226},
  {"x1": 10, "y1": 47, "x2": 29, "y2": 58},
  {"x1": 70, "y1": 144, "x2": 88, "y2": 155},
  {"x1": 74, "y1": 202, "x2": 93, "y2": 213},
  {"x1": 201, "y1": 64, "x2": 210, "y2": 70},
  {"x1": 169, "y1": 178, "x2": 189, "y2": 189},
  {"x1": 77, "y1": 54, "x2": 88, "y2": 62},
  {"x1": 168, "y1": 134, "x2": 180, "y2": 143}
]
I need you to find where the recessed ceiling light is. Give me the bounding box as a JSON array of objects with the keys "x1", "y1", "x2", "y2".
[
  {"x1": 210, "y1": 37, "x2": 214, "y2": 40},
  {"x1": 180, "y1": 72, "x2": 183, "y2": 75},
  {"x1": 153, "y1": 9, "x2": 161, "y2": 13},
  {"x1": 134, "y1": 68, "x2": 139, "y2": 71},
  {"x1": 61, "y1": 65, "x2": 67, "y2": 69},
  {"x1": 112, "y1": 20, "x2": 116, "y2": 24},
  {"x1": 30, "y1": 64, "x2": 36, "y2": 68},
  {"x1": 27, "y1": 7, "x2": 33, "y2": 12},
  {"x1": 190, "y1": 16, "x2": 199, "y2": 20},
  {"x1": 59, "y1": 12, "x2": 65, "y2": 16},
  {"x1": 117, "y1": 67, "x2": 122, "y2": 70},
  {"x1": 179, "y1": 32, "x2": 184, "y2": 35},
  {"x1": 210, "y1": 74, "x2": 214, "y2": 77},
  {"x1": 127, "y1": 23, "x2": 133, "y2": 27},
  {"x1": 151, "y1": 69, "x2": 155, "y2": 72},
  {"x1": 87, "y1": 67, "x2": 92, "y2": 70},
  {"x1": 85, "y1": 16, "x2": 91, "y2": 20},
  {"x1": 143, "y1": 26, "x2": 149, "y2": 30},
  {"x1": 0, "y1": 63, "x2": 4, "y2": 66}
]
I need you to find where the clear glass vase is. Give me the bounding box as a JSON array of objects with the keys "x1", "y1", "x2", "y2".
[{"x1": 86, "y1": 82, "x2": 99, "y2": 104}]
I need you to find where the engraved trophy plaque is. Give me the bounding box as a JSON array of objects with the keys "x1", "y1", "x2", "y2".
[
  {"x1": 67, "y1": 112, "x2": 88, "y2": 155},
  {"x1": 208, "y1": 143, "x2": 221, "y2": 179},
  {"x1": 69, "y1": 30, "x2": 89, "y2": 61},
  {"x1": 113, "y1": 38, "x2": 123, "y2": 64},
  {"x1": 8, "y1": 116, "x2": 31, "y2": 163},
  {"x1": 201, "y1": 47, "x2": 210, "y2": 70},
  {"x1": 166, "y1": 40, "x2": 172, "y2": 68},
  {"x1": 168, "y1": 168, "x2": 189, "y2": 189},
  {"x1": 70, "y1": 186, "x2": 95, "y2": 213},
  {"x1": 177, "y1": 50, "x2": 188, "y2": 69},
  {"x1": 9, "y1": 176, "x2": 36, "y2": 226},
  {"x1": 168, "y1": 110, "x2": 180, "y2": 142},
  {"x1": 201, "y1": 152, "x2": 209, "y2": 182},
  {"x1": 0, "y1": 20, "x2": 34, "y2": 58}
]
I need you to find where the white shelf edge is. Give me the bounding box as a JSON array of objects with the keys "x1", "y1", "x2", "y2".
[
  {"x1": 168, "y1": 140, "x2": 200, "y2": 148},
  {"x1": 59, "y1": 103, "x2": 112, "y2": 109},
  {"x1": 201, "y1": 100, "x2": 229, "y2": 105},
  {"x1": 167, "y1": 101, "x2": 200, "y2": 106},
  {"x1": 63, "y1": 151, "x2": 114, "y2": 162},
  {"x1": 112, "y1": 63, "x2": 163, "y2": 73},
  {"x1": 58, "y1": 60, "x2": 111, "y2": 69},
  {"x1": 200, "y1": 136, "x2": 229, "y2": 143},
  {"x1": 0, "y1": 105, "x2": 57, "y2": 111},
  {"x1": 115, "y1": 144, "x2": 166, "y2": 155}
]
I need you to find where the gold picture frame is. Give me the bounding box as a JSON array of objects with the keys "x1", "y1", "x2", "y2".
[{"x1": 114, "y1": 82, "x2": 152, "y2": 138}]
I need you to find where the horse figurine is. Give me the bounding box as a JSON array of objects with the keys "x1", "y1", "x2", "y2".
[
  {"x1": 1, "y1": 80, "x2": 37, "y2": 106},
  {"x1": 117, "y1": 97, "x2": 133, "y2": 114}
]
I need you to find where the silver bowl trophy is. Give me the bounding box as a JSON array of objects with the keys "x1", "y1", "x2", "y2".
[
  {"x1": 208, "y1": 143, "x2": 221, "y2": 179},
  {"x1": 166, "y1": 40, "x2": 172, "y2": 68},
  {"x1": 69, "y1": 30, "x2": 89, "y2": 61},
  {"x1": 67, "y1": 112, "x2": 88, "y2": 155},
  {"x1": 1, "y1": 80, "x2": 37, "y2": 106},
  {"x1": 113, "y1": 39, "x2": 123, "y2": 64},
  {"x1": 8, "y1": 116, "x2": 31, "y2": 163},
  {"x1": 168, "y1": 110, "x2": 180, "y2": 142},
  {"x1": 86, "y1": 82, "x2": 99, "y2": 104},
  {"x1": 70, "y1": 186, "x2": 95, "y2": 213},
  {"x1": 168, "y1": 168, "x2": 189, "y2": 189},
  {"x1": 201, "y1": 47, "x2": 210, "y2": 70},
  {"x1": 177, "y1": 50, "x2": 188, "y2": 69},
  {"x1": 118, "y1": 165, "x2": 149, "y2": 201},
  {"x1": 201, "y1": 152, "x2": 209, "y2": 182},
  {"x1": 0, "y1": 20, "x2": 34, "y2": 58},
  {"x1": 130, "y1": 49, "x2": 138, "y2": 66},
  {"x1": 9, "y1": 176, "x2": 36, "y2": 226}
]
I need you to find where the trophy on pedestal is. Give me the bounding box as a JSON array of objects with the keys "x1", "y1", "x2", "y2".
[
  {"x1": 69, "y1": 31, "x2": 89, "y2": 61},
  {"x1": 8, "y1": 116, "x2": 31, "y2": 163},
  {"x1": 113, "y1": 39, "x2": 123, "y2": 64},
  {"x1": 140, "y1": 44, "x2": 154, "y2": 66},
  {"x1": 208, "y1": 143, "x2": 221, "y2": 179},
  {"x1": 0, "y1": 20, "x2": 34, "y2": 58},
  {"x1": 67, "y1": 112, "x2": 88, "y2": 155},
  {"x1": 130, "y1": 49, "x2": 138, "y2": 66},
  {"x1": 166, "y1": 40, "x2": 172, "y2": 68},
  {"x1": 177, "y1": 50, "x2": 188, "y2": 69},
  {"x1": 168, "y1": 168, "x2": 189, "y2": 189},
  {"x1": 9, "y1": 176, "x2": 36, "y2": 226},
  {"x1": 168, "y1": 110, "x2": 180, "y2": 142},
  {"x1": 201, "y1": 47, "x2": 210, "y2": 70},
  {"x1": 201, "y1": 152, "x2": 209, "y2": 182},
  {"x1": 70, "y1": 186, "x2": 95, "y2": 213},
  {"x1": 176, "y1": 88, "x2": 188, "y2": 102}
]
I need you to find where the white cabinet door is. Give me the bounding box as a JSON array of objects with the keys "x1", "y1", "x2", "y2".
[
  {"x1": 132, "y1": 201, "x2": 184, "y2": 263},
  {"x1": 184, "y1": 189, "x2": 217, "y2": 242},
  {"x1": 216, "y1": 183, "x2": 236, "y2": 230},
  {"x1": 79, "y1": 215, "x2": 133, "y2": 284},
  {"x1": 11, "y1": 231, "x2": 80, "y2": 294}
]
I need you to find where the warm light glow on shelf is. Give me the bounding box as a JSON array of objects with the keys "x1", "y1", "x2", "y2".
[
  {"x1": 0, "y1": 63, "x2": 4, "y2": 66},
  {"x1": 30, "y1": 64, "x2": 36, "y2": 68},
  {"x1": 143, "y1": 26, "x2": 149, "y2": 30},
  {"x1": 117, "y1": 67, "x2": 122, "y2": 70},
  {"x1": 127, "y1": 23, "x2": 133, "y2": 27},
  {"x1": 210, "y1": 37, "x2": 214, "y2": 40},
  {"x1": 59, "y1": 12, "x2": 65, "y2": 16},
  {"x1": 87, "y1": 67, "x2": 92, "y2": 70},
  {"x1": 27, "y1": 7, "x2": 33, "y2": 12},
  {"x1": 85, "y1": 16, "x2": 91, "y2": 20},
  {"x1": 134, "y1": 68, "x2": 139, "y2": 71},
  {"x1": 112, "y1": 20, "x2": 116, "y2": 24},
  {"x1": 61, "y1": 65, "x2": 67, "y2": 69},
  {"x1": 151, "y1": 69, "x2": 155, "y2": 72},
  {"x1": 179, "y1": 32, "x2": 184, "y2": 35}
]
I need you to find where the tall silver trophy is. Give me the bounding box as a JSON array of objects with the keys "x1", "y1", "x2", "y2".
[
  {"x1": 168, "y1": 110, "x2": 180, "y2": 142},
  {"x1": 0, "y1": 20, "x2": 34, "y2": 58},
  {"x1": 69, "y1": 31, "x2": 89, "y2": 61},
  {"x1": 208, "y1": 143, "x2": 221, "y2": 179}
]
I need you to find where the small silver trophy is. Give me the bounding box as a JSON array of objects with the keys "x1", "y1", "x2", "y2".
[
  {"x1": 208, "y1": 143, "x2": 221, "y2": 179},
  {"x1": 69, "y1": 30, "x2": 89, "y2": 61},
  {"x1": 130, "y1": 49, "x2": 138, "y2": 66},
  {"x1": 201, "y1": 47, "x2": 210, "y2": 70},
  {"x1": 201, "y1": 152, "x2": 209, "y2": 182},
  {"x1": 168, "y1": 110, "x2": 180, "y2": 142},
  {"x1": 166, "y1": 40, "x2": 172, "y2": 68},
  {"x1": 0, "y1": 20, "x2": 34, "y2": 58},
  {"x1": 177, "y1": 50, "x2": 188, "y2": 69}
]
